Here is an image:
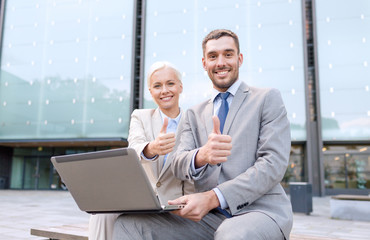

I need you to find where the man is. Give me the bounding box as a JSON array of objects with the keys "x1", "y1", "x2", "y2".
[{"x1": 113, "y1": 30, "x2": 293, "y2": 240}]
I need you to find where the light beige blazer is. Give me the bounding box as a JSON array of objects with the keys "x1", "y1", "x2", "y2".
[{"x1": 128, "y1": 108, "x2": 194, "y2": 205}]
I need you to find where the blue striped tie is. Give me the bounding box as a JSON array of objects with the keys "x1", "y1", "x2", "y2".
[
  {"x1": 216, "y1": 207, "x2": 232, "y2": 218},
  {"x1": 217, "y1": 92, "x2": 230, "y2": 133},
  {"x1": 216, "y1": 92, "x2": 232, "y2": 218}
]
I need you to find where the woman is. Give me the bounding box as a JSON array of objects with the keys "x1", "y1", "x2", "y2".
[{"x1": 89, "y1": 61, "x2": 194, "y2": 240}]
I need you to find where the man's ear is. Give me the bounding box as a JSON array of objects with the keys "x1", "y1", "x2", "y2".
[
  {"x1": 202, "y1": 57, "x2": 207, "y2": 70},
  {"x1": 238, "y1": 53, "x2": 244, "y2": 67}
]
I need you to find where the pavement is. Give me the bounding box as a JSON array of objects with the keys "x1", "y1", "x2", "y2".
[{"x1": 0, "y1": 190, "x2": 370, "y2": 240}]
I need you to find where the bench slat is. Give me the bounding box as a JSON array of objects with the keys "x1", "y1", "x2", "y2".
[
  {"x1": 290, "y1": 234, "x2": 339, "y2": 240},
  {"x1": 30, "y1": 224, "x2": 88, "y2": 240},
  {"x1": 331, "y1": 194, "x2": 370, "y2": 201}
]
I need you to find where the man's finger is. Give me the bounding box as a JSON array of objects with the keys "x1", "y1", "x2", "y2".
[
  {"x1": 212, "y1": 116, "x2": 221, "y2": 134},
  {"x1": 160, "y1": 117, "x2": 168, "y2": 133}
]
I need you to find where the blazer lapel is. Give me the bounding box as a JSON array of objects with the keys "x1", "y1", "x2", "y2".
[
  {"x1": 152, "y1": 108, "x2": 163, "y2": 139},
  {"x1": 151, "y1": 108, "x2": 164, "y2": 178},
  {"x1": 223, "y1": 82, "x2": 250, "y2": 134},
  {"x1": 204, "y1": 99, "x2": 214, "y2": 136},
  {"x1": 158, "y1": 111, "x2": 183, "y2": 179}
]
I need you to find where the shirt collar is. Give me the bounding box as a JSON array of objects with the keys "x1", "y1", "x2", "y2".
[
  {"x1": 211, "y1": 79, "x2": 241, "y2": 102},
  {"x1": 159, "y1": 109, "x2": 182, "y2": 124}
]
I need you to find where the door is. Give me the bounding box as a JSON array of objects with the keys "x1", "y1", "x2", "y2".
[{"x1": 23, "y1": 156, "x2": 53, "y2": 189}]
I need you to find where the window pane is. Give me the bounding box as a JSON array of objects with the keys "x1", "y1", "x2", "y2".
[
  {"x1": 282, "y1": 145, "x2": 305, "y2": 188},
  {"x1": 316, "y1": 0, "x2": 370, "y2": 140},
  {"x1": 0, "y1": 0, "x2": 134, "y2": 139},
  {"x1": 144, "y1": 0, "x2": 307, "y2": 140},
  {"x1": 323, "y1": 145, "x2": 370, "y2": 189}
]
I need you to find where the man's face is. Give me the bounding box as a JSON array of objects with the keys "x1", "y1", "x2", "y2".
[
  {"x1": 149, "y1": 67, "x2": 183, "y2": 112},
  {"x1": 202, "y1": 36, "x2": 243, "y2": 92}
]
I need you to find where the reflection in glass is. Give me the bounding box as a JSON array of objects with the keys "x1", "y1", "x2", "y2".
[
  {"x1": 282, "y1": 145, "x2": 305, "y2": 188},
  {"x1": 316, "y1": 0, "x2": 370, "y2": 140},
  {"x1": 323, "y1": 145, "x2": 370, "y2": 189},
  {"x1": 144, "y1": 0, "x2": 307, "y2": 140},
  {"x1": 10, "y1": 147, "x2": 111, "y2": 190},
  {"x1": 0, "y1": 0, "x2": 134, "y2": 139}
]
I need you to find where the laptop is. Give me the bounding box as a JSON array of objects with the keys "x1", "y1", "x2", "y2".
[{"x1": 51, "y1": 147, "x2": 184, "y2": 214}]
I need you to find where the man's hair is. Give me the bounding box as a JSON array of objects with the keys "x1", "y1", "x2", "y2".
[
  {"x1": 202, "y1": 29, "x2": 240, "y2": 55},
  {"x1": 147, "y1": 61, "x2": 182, "y2": 87}
]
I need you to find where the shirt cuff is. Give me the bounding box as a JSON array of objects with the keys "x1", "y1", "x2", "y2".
[
  {"x1": 190, "y1": 150, "x2": 207, "y2": 176},
  {"x1": 213, "y1": 187, "x2": 228, "y2": 209},
  {"x1": 141, "y1": 151, "x2": 158, "y2": 161}
]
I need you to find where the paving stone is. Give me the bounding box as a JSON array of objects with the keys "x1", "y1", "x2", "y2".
[{"x1": 1, "y1": 190, "x2": 370, "y2": 240}]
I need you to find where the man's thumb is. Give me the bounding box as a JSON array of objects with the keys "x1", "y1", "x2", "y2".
[
  {"x1": 212, "y1": 116, "x2": 221, "y2": 134},
  {"x1": 160, "y1": 117, "x2": 168, "y2": 133}
]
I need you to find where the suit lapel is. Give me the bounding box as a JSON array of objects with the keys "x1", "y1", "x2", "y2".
[
  {"x1": 151, "y1": 109, "x2": 164, "y2": 178},
  {"x1": 223, "y1": 82, "x2": 250, "y2": 134},
  {"x1": 152, "y1": 108, "x2": 162, "y2": 139},
  {"x1": 204, "y1": 99, "x2": 214, "y2": 136},
  {"x1": 158, "y1": 111, "x2": 183, "y2": 179}
]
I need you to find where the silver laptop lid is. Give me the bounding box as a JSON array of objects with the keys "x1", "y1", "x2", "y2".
[{"x1": 51, "y1": 148, "x2": 163, "y2": 213}]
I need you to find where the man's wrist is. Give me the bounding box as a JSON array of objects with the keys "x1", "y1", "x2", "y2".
[
  {"x1": 206, "y1": 190, "x2": 220, "y2": 210},
  {"x1": 195, "y1": 148, "x2": 206, "y2": 168}
]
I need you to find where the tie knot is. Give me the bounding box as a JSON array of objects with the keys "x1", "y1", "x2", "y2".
[{"x1": 219, "y1": 92, "x2": 230, "y2": 100}]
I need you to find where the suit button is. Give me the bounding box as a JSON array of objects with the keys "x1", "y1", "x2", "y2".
[
  {"x1": 156, "y1": 182, "x2": 161, "y2": 187},
  {"x1": 185, "y1": 175, "x2": 189, "y2": 179},
  {"x1": 217, "y1": 163, "x2": 221, "y2": 167}
]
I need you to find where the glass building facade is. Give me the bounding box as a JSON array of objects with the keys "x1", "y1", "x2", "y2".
[{"x1": 0, "y1": 0, "x2": 369, "y2": 195}]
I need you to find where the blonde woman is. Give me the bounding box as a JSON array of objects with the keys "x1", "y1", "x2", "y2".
[{"x1": 89, "y1": 61, "x2": 194, "y2": 240}]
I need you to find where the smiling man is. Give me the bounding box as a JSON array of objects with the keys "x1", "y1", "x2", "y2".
[{"x1": 113, "y1": 29, "x2": 293, "y2": 240}]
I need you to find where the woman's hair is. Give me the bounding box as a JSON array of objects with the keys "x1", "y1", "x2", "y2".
[{"x1": 147, "y1": 61, "x2": 182, "y2": 87}]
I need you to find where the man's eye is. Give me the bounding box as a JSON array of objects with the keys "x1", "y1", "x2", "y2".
[{"x1": 153, "y1": 85, "x2": 161, "y2": 88}]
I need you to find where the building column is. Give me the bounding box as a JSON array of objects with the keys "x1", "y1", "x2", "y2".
[{"x1": 302, "y1": 0, "x2": 325, "y2": 196}]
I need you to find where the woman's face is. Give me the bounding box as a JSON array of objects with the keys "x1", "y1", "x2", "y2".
[{"x1": 149, "y1": 67, "x2": 183, "y2": 114}]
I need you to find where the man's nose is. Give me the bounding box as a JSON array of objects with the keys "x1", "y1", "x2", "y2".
[{"x1": 216, "y1": 55, "x2": 226, "y2": 67}]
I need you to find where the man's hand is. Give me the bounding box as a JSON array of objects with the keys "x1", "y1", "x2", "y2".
[
  {"x1": 168, "y1": 190, "x2": 220, "y2": 222},
  {"x1": 195, "y1": 116, "x2": 232, "y2": 168},
  {"x1": 143, "y1": 117, "x2": 176, "y2": 158}
]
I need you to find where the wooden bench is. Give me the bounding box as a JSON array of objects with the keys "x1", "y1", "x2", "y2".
[
  {"x1": 290, "y1": 234, "x2": 339, "y2": 240},
  {"x1": 30, "y1": 224, "x2": 88, "y2": 240},
  {"x1": 30, "y1": 223, "x2": 337, "y2": 240},
  {"x1": 330, "y1": 194, "x2": 370, "y2": 221},
  {"x1": 331, "y1": 194, "x2": 370, "y2": 201}
]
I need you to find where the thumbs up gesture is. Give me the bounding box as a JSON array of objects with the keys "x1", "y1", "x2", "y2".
[
  {"x1": 195, "y1": 116, "x2": 232, "y2": 168},
  {"x1": 212, "y1": 115, "x2": 222, "y2": 135},
  {"x1": 143, "y1": 117, "x2": 176, "y2": 158}
]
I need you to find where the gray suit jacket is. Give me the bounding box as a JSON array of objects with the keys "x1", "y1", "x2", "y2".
[
  {"x1": 128, "y1": 108, "x2": 194, "y2": 205},
  {"x1": 171, "y1": 82, "x2": 293, "y2": 239}
]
